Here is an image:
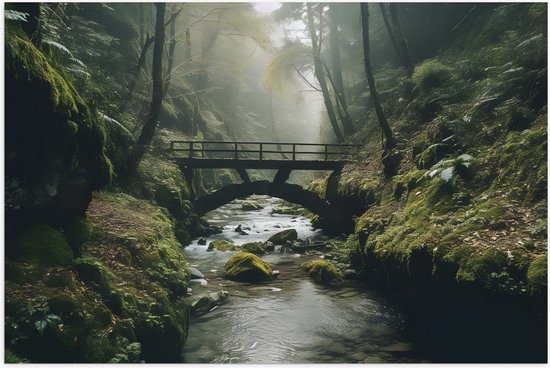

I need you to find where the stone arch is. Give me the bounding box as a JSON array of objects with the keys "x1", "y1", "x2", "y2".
[{"x1": 192, "y1": 180, "x2": 353, "y2": 233}]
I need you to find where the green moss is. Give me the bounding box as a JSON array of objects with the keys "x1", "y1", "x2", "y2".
[
  {"x1": 224, "y1": 252, "x2": 273, "y2": 282},
  {"x1": 72, "y1": 257, "x2": 112, "y2": 294},
  {"x1": 302, "y1": 260, "x2": 342, "y2": 284},
  {"x1": 207, "y1": 239, "x2": 237, "y2": 252},
  {"x1": 63, "y1": 216, "x2": 92, "y2": 250},
  {"x1": 44, "y1": 270, "x2": 78, "y2": 291},
  {"x1": 240, "y1": 242, "x2": 268, "y2": 254},
  {"x1": 6, "y1": 31, "x2": 77, "y2": 113},
  {"x1": 268, "y1": 229, "x2": 298, "y2": 245},
  {"x1": 241, "y1": 201, "x2": 264, "y2": 211},
  {"x1": 9, "y1": 225, "x2": 74, "y2": 266},
  {"x1": 48, "y1": 294, "x2": 81, "y2": 317},
  {"x1": 527, "y1": 255, "x2": 547, "y2": 296},
  {"x1": 412, "y1": 59, "x2": 453, "y2": 89},
  {"x1": 446, "y1": 247, "x2": 508, "y2": 287}
]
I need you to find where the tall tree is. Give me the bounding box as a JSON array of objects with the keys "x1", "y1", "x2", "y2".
[
  {"x1": 306, "y1": 3, "x2": 344, "y2": 142},
  {"x1": 328, "y1": 4, "x2": 354, "y2": 136},
  {"x1": 360, "y1": 3, "x2": 395, "y2": 150},
  {"x1": 164, "y1": 5, "x2": 183, "y2": 97},
  {"x1": 383, "y1": 3, "x2": 414, "y2": 72},
  {"x1": 132, "y1": 3, "x2": 166, "y2": 167}
]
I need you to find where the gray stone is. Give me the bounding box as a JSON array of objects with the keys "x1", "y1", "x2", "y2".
[
  {"x1": 189, "y1": 267, "x2": 205, "y2": 279},
  {"x1": 197, "y1": 238, "x2": 207, "y2": 245}
]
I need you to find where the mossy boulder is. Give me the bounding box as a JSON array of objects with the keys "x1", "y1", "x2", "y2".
[
  {"x1": 44, "y1": 270, "x2": 78, "y2": 291},
  {"x1": 241, "y1": 201, "x2": 264, "y2": 211},
  {"x1": 207, "y1": 239, "x2": 237, "y2": 252},
  {"x1": 224, "y1": 252, "x2": 274, "y2": 282},
  {"x1": 301, "y1": 260, "x2": 343, "y2": 285},
  {"x1": 9, "y1": 224, "x2": 74, "y2": 266},
  {"x1": 268, "y1": 229, "x2": 298, "y2": 245},
  {"x1": 191, "y1": 291, "x2": 229, "y2": 316},
  {"x1": 240, "y1": 242, "x2": 268, "y2": 254},
  {"x1": 63, "y1": 216, "x2": 92, "y2": 251},
  {"x1": 527, "y1": 255, "x2": 547, "y2": 296},
  {"x1": 72, "y1": 257, "x2": 111, "y2": 294}
]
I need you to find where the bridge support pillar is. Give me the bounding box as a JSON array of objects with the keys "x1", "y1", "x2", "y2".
[
  {"x1": 273, "y1": 168, "x2": 292, "y2": 184},
  {"x1": 236, "y1": 168, "x2": 251, "y2": 183},
  {"x1": 182, "y1": 167, "x2": 196, "y2": 199}
]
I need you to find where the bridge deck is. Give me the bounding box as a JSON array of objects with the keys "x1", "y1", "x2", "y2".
[
  {"x1": 174, "y1": 157, "x2": 345, "y2": 170},
  {"x1": 169, "y1": 140, "x2": 359, "y2": 170}
]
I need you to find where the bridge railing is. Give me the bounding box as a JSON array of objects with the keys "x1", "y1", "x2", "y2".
[{"x1": 169, "y1": 140, "x2": 361, "y2": 161}]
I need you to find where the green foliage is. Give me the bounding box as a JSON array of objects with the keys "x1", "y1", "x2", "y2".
[
  {"x1": 9, "y1": 225, "x2": 74, "y2": 266},
  {"x1": 302, "y1": 260, "x2": 342, "y2": 284},
  {"x1": 224, "y1": 252, "x2": 274, "y2": 282},
  {"x1": 5, "y1": 349, "x2": 28, "y2": 363}
]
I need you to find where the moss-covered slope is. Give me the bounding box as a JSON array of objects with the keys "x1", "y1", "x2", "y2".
[
  {"x1": 5, "y1": 192, "x2": 190, "y2": 363},
  {"x1": 312, "y1": 3, "x2": 547, "y2": 305}
]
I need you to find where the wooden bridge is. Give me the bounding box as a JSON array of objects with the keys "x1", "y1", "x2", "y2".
[{"x1": 169, "y1": 140, "x2": 360, "y2": 232}]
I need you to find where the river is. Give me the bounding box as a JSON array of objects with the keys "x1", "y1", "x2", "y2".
[{"x1": 181, "y1": 195, "x2": 429, "y2": 363}]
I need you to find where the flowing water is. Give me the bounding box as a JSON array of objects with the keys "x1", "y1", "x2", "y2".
[{"x1": 181, "y1": 195, "x2": 428, "y2": 363}]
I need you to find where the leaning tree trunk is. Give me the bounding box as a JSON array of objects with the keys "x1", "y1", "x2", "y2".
[
  {"x1": 131, "y1": 3, "x2": 166, "y2": 169},
  {"x1": 360, "y1": 3, "x2": 395, "y2": 150},
  {"x1": 328, "y1": 4, "x2": 354, "y2": 136},
  {"x1": 306, "y1": 3, "x2": 344, "y2": 143}
]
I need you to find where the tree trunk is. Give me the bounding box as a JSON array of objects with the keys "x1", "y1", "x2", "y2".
[
  {"x1": 360, "y1": 3, "x2": 395, "y2": 150},
  {"x1": 132, "y1": 3, "x2": 166, "y2": 168},
  {"x1": 306, "y1": 3, "x2": 344, "y2": 143},
  {"x1": 164, "y1": 6, "x2": 181, "y2": 97},
  {"x1": 380, "y1": 4, "x2": 405, "y2": 68},
  {"x1": 389, "y1": 3, "x2": 414, "y2": 72},
  {"x1": 329, "y1": 4, "x2": 354, "y2": 136}
]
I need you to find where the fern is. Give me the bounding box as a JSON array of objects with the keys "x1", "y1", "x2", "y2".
[
  {"x1": 4, "y1": 10, "x2": 29, "y2": 22},
  {"x1": 102, "y1": 113, "x2": 132, "y2": 135},
  {"x1": 42, "y1": 39, "x2": 74, "y2": 58}
]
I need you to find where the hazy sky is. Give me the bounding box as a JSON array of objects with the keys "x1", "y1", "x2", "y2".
[{"x1": 253, "y1": 2, "x2": 281, "y2": 14}]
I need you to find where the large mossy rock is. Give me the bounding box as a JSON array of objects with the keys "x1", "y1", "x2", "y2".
[
  {"x1": 268, "y1": 229, "x2": 298, "y2": 245},
  {"x1": 191, "y1": 291, "x2": 229, "y2": 316},
  {"x1": 241, "y1": 201, "x2": 263, "y2": 211},
  {"x1": 224, "y1": 252, "x2": 273, "y2": 282},
  {"x1": 8, "y1": 224, "x2": 73, "y2": 266},
  {"x1": 5, "y1": 26, "x2": 112, "y2": 231},
  {"x1": 240, "y1": 242, "x2": 268, "y2": 254},
  {"x1": 207, "y1": 239, "x2": 237, "y2": 252},
  {"x1": 302, "y1": 260, "x2": 342, "y2": 285}
]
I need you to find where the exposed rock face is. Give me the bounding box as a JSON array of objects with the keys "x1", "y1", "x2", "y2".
[
  {"x1": 5, "y1": 27, "x2": 111, "y2": 234},
  {"x1": 224, "y1": 252, "x2": 274, "y2": 282}
]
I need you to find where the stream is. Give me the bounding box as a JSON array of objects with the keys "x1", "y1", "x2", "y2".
[{"x1": 181, "y1": 195, "x2": 429, "y2": 363}]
